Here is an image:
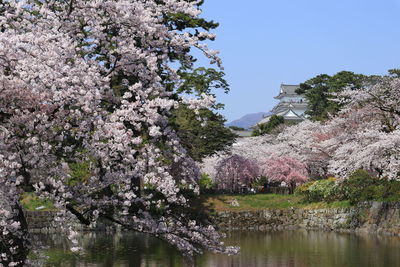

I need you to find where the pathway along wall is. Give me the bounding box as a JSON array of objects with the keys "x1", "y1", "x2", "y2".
[{"x1": 213, "y1": 201, "x2": 400, "y2": 236}]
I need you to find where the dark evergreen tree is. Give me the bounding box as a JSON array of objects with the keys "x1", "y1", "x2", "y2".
[
  {"x1": 252, "y1": 115, "x2": 286, "y2": 136},
  {"x1": 170, "y1": 106, "x2": 236, "y2": 162},
  {"x1": 296, "y1": 71, "x2": 366, "y2": 121}
]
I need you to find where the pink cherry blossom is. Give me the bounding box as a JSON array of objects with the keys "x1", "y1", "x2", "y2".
[
  {"x1": 0, "y1": 0, "x2": 238, "y2": 264},
  {"x1": 261, "y1": 155, "x2": 308, "y2": 192},
  {"x1": 215, "y1": 155, "x2": 260, "y2": 192}
]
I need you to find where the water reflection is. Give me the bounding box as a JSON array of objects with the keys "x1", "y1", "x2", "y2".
[{"x1": 33, "y1": 230, "x2": 400, "y2": 267}]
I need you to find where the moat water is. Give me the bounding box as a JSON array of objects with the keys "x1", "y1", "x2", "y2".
[{"x1": 33, "y1": 230, "x2": 400, "y2": 267}]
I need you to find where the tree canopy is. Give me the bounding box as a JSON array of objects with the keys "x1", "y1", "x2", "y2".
[
  {"x1": 252, "y1": 115, "x2": 286, "y2": 136},
  {"x1": 170, "y1": 106, "x2": 236, "y2": 162},
  {"x1": 203, "y1": 76, "x2": 400, "y2": 185},
  {"x1": 0, "y1": 0, "x2": 237, "y2": 265},
  {"x1": 215, "y1": 155, "x2": 260, "y2": 193},
  {"x1": 296, "y1": 71, "x2": 366, "y2": 120}
]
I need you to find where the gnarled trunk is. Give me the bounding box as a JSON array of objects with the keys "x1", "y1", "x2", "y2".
[{"x1": 0, "y1": 197, "x2": 30, "y2": 266}]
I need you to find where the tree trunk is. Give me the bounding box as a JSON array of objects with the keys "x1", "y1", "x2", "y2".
[{"x1": 0, "y1": 200, "x2": 30, "y2": 266}]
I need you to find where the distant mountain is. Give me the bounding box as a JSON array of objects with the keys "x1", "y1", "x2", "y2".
[{"x1": 226, "y1": 112, "x2": 271, "y2": 129}]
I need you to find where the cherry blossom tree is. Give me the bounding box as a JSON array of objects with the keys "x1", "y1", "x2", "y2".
[
  {"x1": 202, "y1": 77, "x2": 400, "y2": 192},
  {"x1": 261, "y1": 156, "x2": 308, "y2": 193},
  {"x1": 338, "y1": 77, "x2": 400, "y2": 132},
  {"x1": 322, "y1": 77, "x2": 400, "y2": 179},
  {"x1": 0, "y1": 0, "x2": 238, "y2": 265},
  {"x1": 273, "y1": 120, "x2": 327, "y2": 177},
  {"x1": 199, "y1": 135, "x2": 272, "y2": 181},
  {"x1": 200, "y1": 122, "x2": 322, "y2": 181},
  {"x1": 214, "y1": 155, "x2": 260, "y2": 193}
]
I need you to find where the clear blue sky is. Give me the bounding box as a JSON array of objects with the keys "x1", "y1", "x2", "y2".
[{"x1": 197, "y1": 0, "x2": 400, "y2": 122}]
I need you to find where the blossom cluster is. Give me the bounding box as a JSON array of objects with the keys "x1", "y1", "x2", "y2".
[
  {"x1": 214, "y1": 155, "x2": 260, "y2": 192},
  {"x1": 0, "y1": 0, "x2": 238, "y2": 264},
  {"x1": 202, "y1": 77, "x2": 400, "y2": 188}
]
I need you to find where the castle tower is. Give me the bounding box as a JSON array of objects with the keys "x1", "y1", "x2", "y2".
[{"x1": 255, "y1": 84, "x2": 308, "y2": 125}]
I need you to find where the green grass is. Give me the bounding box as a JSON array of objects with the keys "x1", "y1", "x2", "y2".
[
  {"x1": 20, "y1": 191, "x2": 351, "y2": 213},
  {"x1": 20, "y1": 192, "x2": 56, "y2": 211},
  {"x1": 202, "y1": 194, "x2": 351, "y2": 212}
]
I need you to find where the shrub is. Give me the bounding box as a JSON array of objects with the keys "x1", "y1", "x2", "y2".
[
  {"x1": 296, "y1": 178, "x2": 337, "y2": 202},
  {"x1": 295, "y1": 181, "x2": 315, "y2": 196},
  {"x1": 199, "y1": 173, "x2": 215, "y2": 193},
  {"x1": 297, "y1": 171, "x2": 378, "y2": 204},
  {"x1": 251, "y1": 176, "x2": 268, "y2": 188},
  {"x1": 68, "y1": 160, "x2": 92, "y2": 186},
  {"x1": 342, "y1": 171, "x2": 400, "y2": 204},
  {"x1": 380, "y1": 180, "x2": 400, "y2": 201},
  {"x1": 340, "y1": 169, "x2": 378, "y2": 204},
  {"x1": 296, "y1": 169, "x2": 400, "y2": 204}
]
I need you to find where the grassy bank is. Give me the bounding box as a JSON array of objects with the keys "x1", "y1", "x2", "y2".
[
  {"x1": 20, "y1": 192, "x2": 56, "y2": 211},
  {"x1": 20, "y1": 192, "x2": 351, "y2": 213},
  {"x1": 202, "y1": 194, "x2": 351, "y2": 212}
]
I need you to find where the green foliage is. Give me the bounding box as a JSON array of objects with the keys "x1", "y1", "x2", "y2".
[
  {"x1": 295, "y1": 177, "x2": 338, "y2": 202},
  {"x1": 380, "y1": 180, "x2": 400, "y2": 201},
  {"x1": 296, "y1": 71, "x2": 367, "y2": 121},
  {"x1": 170, "y1": 105, "x2": 236, "y2": 162},
  {"x1": 177, "y1": 67, "x2": 229, "y2": 97},
  {"x1": 199, "y1": 173, "x2": 214, "y2": 192},
  {"x1": 295, "y1": 181, "x2": 314, "y2": 196},
  {"x1": 251, "y1": 176, "x2": 268, "y2": 188},
  {"x1": 341, "y1": 169, "x2": 391, "y2": 204},
  {"x1": 296, "y1": 169, "x2": 400, "y2": 204},
  {"x1": 160, "y1": 3, "x2": 229, "y2": 106},
  {"x1": 252, "y1": 115, "x2": 286, "y2": 136},
  {"x1": 68, "y1": 160, "x2": 92, "y2": 186},
  {"x1": 164, "y1": 9, "x2": 219, "y2": 32},
  {"x1": 161, "y1": 6, "x2": 236, "y2": 163}
]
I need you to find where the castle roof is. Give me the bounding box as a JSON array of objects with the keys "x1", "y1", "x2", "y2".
[
  {"x1": 253, "y1": 108, "x2": 304, "y2": 127},
  {"x1": 278, "y1": 109, "x2": 303, "y2": 120},
  {"x1": 274, "y1": 84, "x2": 301, "y2": 99},
  {"x1": 271, "y1": 101, "x2": 308, "y2": 114}
]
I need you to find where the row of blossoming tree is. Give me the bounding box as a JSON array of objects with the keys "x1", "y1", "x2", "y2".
[
  {"x1": 0, "y1": 0, "x2": 239, "y2": 265},
  {"x1": 203, "y1": 76, "x2": 400, "y2": 193},
  {"x1": 213, "y1": 154, "x2": 308, "y2": 194}
]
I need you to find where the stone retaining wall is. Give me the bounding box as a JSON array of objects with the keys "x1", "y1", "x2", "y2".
[
  {"x1": 24, "y1": 201, "x2": 400, "y2": 236},
  {"x1": 213, "y1": 201, "x2": 400, "y2": 236},
  {"x1": 24, "y1": 211, "x2": 56, "y2": 233},
  {"x1": 24, "y1": 210, "x2": 116, "y2": 233}
]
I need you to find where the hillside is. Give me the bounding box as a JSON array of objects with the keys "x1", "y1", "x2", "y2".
[{"x1": 226, "y1": 112, "x2": 270, "y2": 129}]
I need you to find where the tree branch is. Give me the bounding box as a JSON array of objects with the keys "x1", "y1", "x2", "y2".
[{"x1": 66, "y1": 204, "x2": 91, "y2": 225}]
